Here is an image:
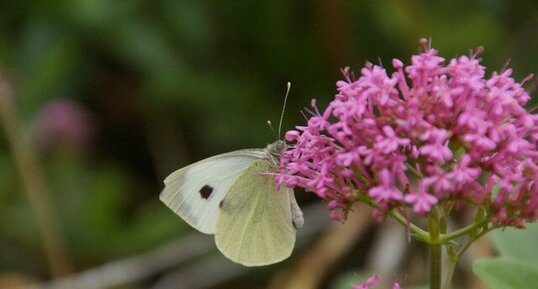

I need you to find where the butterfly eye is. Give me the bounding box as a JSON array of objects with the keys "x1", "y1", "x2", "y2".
[{"x1": 199, "y1": 185, "x2": 214, "y2": 199}]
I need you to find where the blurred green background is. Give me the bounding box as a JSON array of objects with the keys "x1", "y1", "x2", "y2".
[{"x1": 0, "y1": 1, "x2": 537, "y2": 288}]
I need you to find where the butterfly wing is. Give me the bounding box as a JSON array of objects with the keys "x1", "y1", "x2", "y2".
[
  {"x1": 160, "y1": 150, "x2": 265, "y2": 234},
  {"x1": 215, "y1": 159, "x2": 296, "y2": 266}
]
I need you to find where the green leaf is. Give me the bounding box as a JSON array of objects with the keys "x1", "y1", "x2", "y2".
[
  {"x1": 490, "y1": 222, "x2": 538, "y2": 265},
  {"x1": 473, "y1": 258, "x2": 538, "y2": 289}
]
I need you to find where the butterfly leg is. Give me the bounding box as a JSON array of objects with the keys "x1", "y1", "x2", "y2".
[{"x1": 288, "y1": 191, "x2": 304, "y2": 229}]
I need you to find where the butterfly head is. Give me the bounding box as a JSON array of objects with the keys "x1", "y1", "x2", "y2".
[{"x1": 265, "y1": 140, "x2": 287, "y2": 169}]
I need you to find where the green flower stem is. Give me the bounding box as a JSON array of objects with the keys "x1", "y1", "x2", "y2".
[
  {"x1": 358, "y1": 193, "x2": 494, "y2": 289},
  {"x1": 430, "y1": 243, "x2": 442, "y2": 289},
  {"x1": 442, "y1": 250, "x2": 458, "y2": 289},
  {"x1": 429, "y1": 207, "x2": 442, "y2": 289},
  {"x1": 456, "y1": 225, "x2": 493, "y2": 258},
  {"x1": 438, "y1": 218, "x2": 489, "y2": 243},
  {"x1": 406, "y1": 163, "x2": 424, "y2": 178},
  {"x1": 440, "y1": 224, "x2": 493, "y2": 289},
  {"x1": 357, "y1": 194, "x2": 431, "y2": 241},
  {"x1": 388, "y1": 209, "x2": 430, "y2": 241}
]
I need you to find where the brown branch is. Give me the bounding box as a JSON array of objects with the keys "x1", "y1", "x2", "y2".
[
  {"x1": 268, "y1": 204, "x2": 374, "y2": 289},
  {"x1": 26, "y1": 203, "x2": 331, "y2": 289},
  {"x1": 0, "y1": 75, "x2": 73, "y2": 276},
  {"x1": 25, "y1": 233, "x2": 214, "y2": 289}
]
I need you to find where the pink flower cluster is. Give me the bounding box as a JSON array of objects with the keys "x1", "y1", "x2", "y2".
[
  {"x1": 36, "y1": 98, "x2": 96, "y2": 152},
  {"x1": 352, "y1": 275, "x2": 401, "y2": 289},
  {"x1": 278, "y1": 40, "x2": 538, "y2": 226}
]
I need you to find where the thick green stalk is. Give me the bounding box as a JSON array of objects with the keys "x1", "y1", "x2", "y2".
[{"x1": 429, "y1": 207, "x2": 442, "y2": 289}]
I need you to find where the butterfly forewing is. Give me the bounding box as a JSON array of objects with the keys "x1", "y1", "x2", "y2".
[
  {"x1": 215, "y1": 159, "x2": 296, "y2": 266},
  {"x1": 160, "y1": 150, "x2": 264, "y2": 234}
]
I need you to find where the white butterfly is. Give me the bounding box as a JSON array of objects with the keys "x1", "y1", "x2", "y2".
[
  {"x1": 160, "y1": 83, "x2": 303, "y2": 266},
  {"x1": 160, "y1": 140, "x2": 303, "y2": 266}
]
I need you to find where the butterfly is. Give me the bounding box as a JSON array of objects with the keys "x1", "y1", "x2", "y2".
[{"x1": 160, "y1": 83, "x2": 303, "y2": 266}]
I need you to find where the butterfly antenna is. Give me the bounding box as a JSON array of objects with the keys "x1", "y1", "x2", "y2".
[
  {"x1": 267, "y1": 120, "x2": 278, "y2": 139},
  {"x1": 278, "y1": 82, "x2": 291, "y2": 138}
]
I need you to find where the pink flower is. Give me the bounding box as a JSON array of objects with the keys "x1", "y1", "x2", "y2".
[
  {"x1": 375, "y1": 126, "x2": 410, "y2": 154},
  {"x1": 279, "y1": 39, "x2": 538, "y2": 226},
  {"x1": 368, "y1": 169, "x2": 403, "y2": 203},
  {"x1": 447, "y1": 155, "x2": 481, "y2": 190},
  {"x1": 35, "y1": 98, "x2": 96, "y2": 152},
  {"x1": 418, "y1": 128, "x2": 453, "y2": 163},
  {"x1": 405, "y1": 181, "x2": 438, "y2": 214},
  {"x1": 351, "y1": 275, "x2": 403, "y2": 289},
  {"x1": 352, "y1": 275, "x2": 381, "y2": 289}
]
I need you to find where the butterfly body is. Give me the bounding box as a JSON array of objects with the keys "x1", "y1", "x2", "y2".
[{"x1": 160, "y1": 140, "x2": 303, "y2": 266}]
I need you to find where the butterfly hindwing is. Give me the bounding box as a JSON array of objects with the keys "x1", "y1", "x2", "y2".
[
  {"x1": 215, "y1": 159, "x2": 295, "y2": 266},
  {"x1": 160, "y1": 150, "x2": 265, "y2": 234}
]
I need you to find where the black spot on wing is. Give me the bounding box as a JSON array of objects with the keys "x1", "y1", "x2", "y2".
[
  {"x1": 219, "y1": 200, "x2": 224, "y2": 208},
  {"x1": 199, "y1": 185, "x2": 213, "y2": 199}
]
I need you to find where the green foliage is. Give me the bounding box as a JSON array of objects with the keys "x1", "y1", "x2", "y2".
[
  {"x1": 490, "y1": 222, "x2": 538, "y2": 263},
  {"x1": 48, "y1": 155, "x2": 188, "y2": 262},
  {"x1": 473, "y1": 222, "x2": 538, "y2": 289},
  {"x1": 473, "y1": 258, "x2": 538, "y2": 289}
]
